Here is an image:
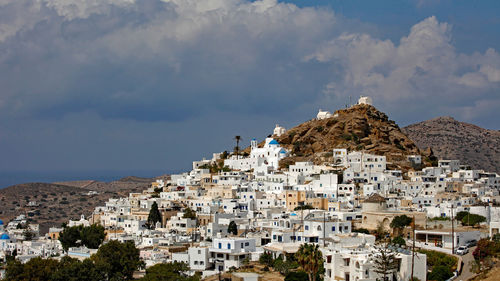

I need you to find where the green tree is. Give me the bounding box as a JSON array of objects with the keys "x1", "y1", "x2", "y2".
[
  {"x1": 59, "y1": 225, "x2": 83, "y2": 251},
  {"x1": 183, "y1": 207, "x2": 197, "y2": 220},
  {"x1": 59, "y1": 224, "x2": 106, "y2": 251},
  {"x1": 23, "y1": 229, "x2": 34, "y2": 241},
  {"x1": 370, "y1": 244, "x2": 399, "y2": 281},
  {"x1": 147, "y1": 202, "x2": 162, "y2": 229},
  {"x1": 228, "y1": 221, "x2": 238, "y2": 235},
  {"x1": 390, "y1": 215, "x2": 412, "y2": 235},
  {"x1": 273, "y1": 257, "x2": 297, "y2": 276},
  {"x1": 455, "y1": 211, "x2": 469, "y2": 221},
  {"x1": 296, "y1": 243, "x2": 323, "y2": 281},
  {"x1": 140, "y1": 262, "x2": 199, "y2": 281},
  {"x1": 81, "y1": 224, "x2": 106, "y2": 249},
  {"x1": 5, "y1": 257, "x2": 59, "y2": 281},
  {"x1": 428, "y1": 265, "x2": 453, "y2": 281},
  {"x1": 234, "y1": 135, "x2": 241, "y2": 156},
  {"x1": 52, "y1": 256, "x2": 105, "y2": 281},
  {"x1": 91, "y1": 240, "x2": 144, "y2": 280},
  {"x1": 390, "y1": 215, "x2": 412, "y2": 229},
  {"x1": 259, "y1": 252, "x2": 274, "y2": 267},
  {"x1": 392, "y1": 236, "x2": 406, "y2": 247},
  {"x1": 461, "y1": 213, "x2": 486, "y2": 227}
]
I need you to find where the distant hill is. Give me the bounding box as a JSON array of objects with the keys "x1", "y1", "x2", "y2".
[
  {"x1": 271, "y1": 104, "x2": 421, "y2": 169},
  {"x1": 402, "y1": 116, "x2": 500, "y2": 173},
  {"x1": 0, "y1": 177, "x2": 152, "y2": 234}
]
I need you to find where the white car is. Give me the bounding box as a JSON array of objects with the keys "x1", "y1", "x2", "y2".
[{"x1": 456, "y1": 246, "x2": 469, "y2": 255}]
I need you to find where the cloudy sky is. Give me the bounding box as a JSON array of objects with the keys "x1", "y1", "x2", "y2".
[{"x1": 1, "y1": 0, "x2": 499, "y2": 178}]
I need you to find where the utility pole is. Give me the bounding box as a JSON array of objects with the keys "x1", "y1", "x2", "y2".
[
  {"x1": 323, "y1": 212, "x2": 326, "y2": 247},
  {"x1": 411, "y1": 215, "x2": 415, "y2": 281},
  {"x1": 301, "y1": 207, "x2": 304, "y2": 233},
  {"x1": 451, "y1": 204, "x2": 455, "y2": 255}
]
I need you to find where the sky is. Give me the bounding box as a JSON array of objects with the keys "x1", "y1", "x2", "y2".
[{"x1": 0, "y1": 0, "x2": 499, "y2": 181}]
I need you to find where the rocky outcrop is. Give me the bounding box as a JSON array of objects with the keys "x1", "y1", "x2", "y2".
[
  {"x1": 272, "y1": 104, "x2": 421, "y2": 167},
  {"x1": 403, "y1": 116, "x2": 500, "y2": 173}
]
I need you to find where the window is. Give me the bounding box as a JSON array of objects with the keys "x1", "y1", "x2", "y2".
[
  {"x1": 218, "y1": 243, "x2": 222, "y2": 249},
  {"x1": 305, "y1": 225, "x2": 309, "y2": 230},
  {"x1": 245, "y1": 242, "x2": 249, "y2": 246},
  {"x1": 228, "y1": 243, "x2": 231, "y2": 249},
  {"x1": 332, "y1": 226, "x2": 335, "y2": 231}
]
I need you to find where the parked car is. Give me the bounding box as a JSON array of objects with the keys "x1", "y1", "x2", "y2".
[
  {"x1": 456, "y1": 246, "x2": 469, "y2": 255},
  {"x1": 466, "y1": 240, "x2": 477, "y2": 247}
]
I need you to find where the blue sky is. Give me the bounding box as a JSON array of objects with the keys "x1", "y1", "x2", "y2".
[{"x1": 0, "y1": 0, "x2": 499, "y2": 178}]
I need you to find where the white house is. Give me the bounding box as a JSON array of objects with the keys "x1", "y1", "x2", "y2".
[
  {"x1": 358, "y1": 96, "x2": 373, "y2": 106},
  {"x1": 273, "y1": 124, "x2": 286, "y2": 137},
  {"x1": 317, "y1": 109, "x2": 332, "y2": 120},
  {"x1": 209, "y1": 237, "x2": 257, "y2": 272}
]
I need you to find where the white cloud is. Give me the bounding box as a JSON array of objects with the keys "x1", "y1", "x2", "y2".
[
  {"x1": 0, "y1": 1, "x2": 498, "y2": 126},
  {"x1": 43, "y1": 0, "x2": 136, "y2": 20},
  {"x1": 306, "y1": 16, "x2": 500, "y2": 113}
]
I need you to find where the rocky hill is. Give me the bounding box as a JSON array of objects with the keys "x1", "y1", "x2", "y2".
[
  {"x1": 272, "y1": 104, "x2": 421, "y2": 168},
  {"x1": 403, "y1": 116, "x2": 500, "y2": 173},
  {"x1": 0, "y1": 177, "x2": 154, "y2": 234}
]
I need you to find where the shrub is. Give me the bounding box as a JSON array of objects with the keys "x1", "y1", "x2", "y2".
[
  {"x1": 428, "y1": 265, "x2": 453, "y2": 281},
  {"x1": 418, "y1": 249, "x2": 457, "y2": 270},
  {"x1": 392, "y1": 236, "x2": 406, "y2": 246},
  {"x1": 352, "y1": 228, "x2": 370, "y2": 234}
]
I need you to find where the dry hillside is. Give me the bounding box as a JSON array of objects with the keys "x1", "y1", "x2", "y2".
[
  {"x1": 271, "y1": 104, "x2": 421, "y2": 169},
  {"x1": 403, "y1": 116, "x2": 500, "y2": 173},
  {"x1": 0, "y1": 177, "x2": 155, "y2": 233}
]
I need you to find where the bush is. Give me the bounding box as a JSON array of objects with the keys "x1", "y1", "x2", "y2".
[
  {"x1": 285, "y1": 271, "x2": 309, "y2": 281},
  {"x1": 259, "y1": 252, "x2": 274, "y2": 267},
  {"x1": 352, "y1": 228, "x2": 370, "y2": 234},
  {"x1": 392, "y1": 236, "x2": 406, "y2": 246},
  {"x1": 418, "y1": 249, "x2": 457, "y2": 270},
  {"x1": 294, "y1": 205, "x2": 314, "y2": 211},
  {"x1": 428, "y1": 265, "x2": 453, "y2": 281}
]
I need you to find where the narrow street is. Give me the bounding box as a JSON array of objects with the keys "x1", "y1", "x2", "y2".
[{"x1": 456, "y1": 246, "x2": 476, "y2": 281}]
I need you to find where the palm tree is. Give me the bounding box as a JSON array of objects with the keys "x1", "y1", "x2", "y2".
[
  {"x1": 296, "y1": 243, "x2": 323, "y2": 281},
  {"x1": 234, "y1": 135, "x2": 241, "y2": 157}
]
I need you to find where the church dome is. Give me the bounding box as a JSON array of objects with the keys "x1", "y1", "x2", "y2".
[
  {"x1": 0, "y1": 233, "x2": 10, "y2": 240},
  {"x1": 0, "y1": 219, "x2": 4, "y2": 225},
  {"x1": 269, "y1": 139, "x2": 279, "y2": 145}
]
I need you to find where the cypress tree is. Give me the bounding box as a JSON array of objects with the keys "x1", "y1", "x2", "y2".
[{"x1": 148, "y1": 202, "x2": 162, "y2": 228}]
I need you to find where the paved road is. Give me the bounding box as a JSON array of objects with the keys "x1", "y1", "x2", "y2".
[{"x1": 456, "y1": 246, "x2": 476, "y2": 281}]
